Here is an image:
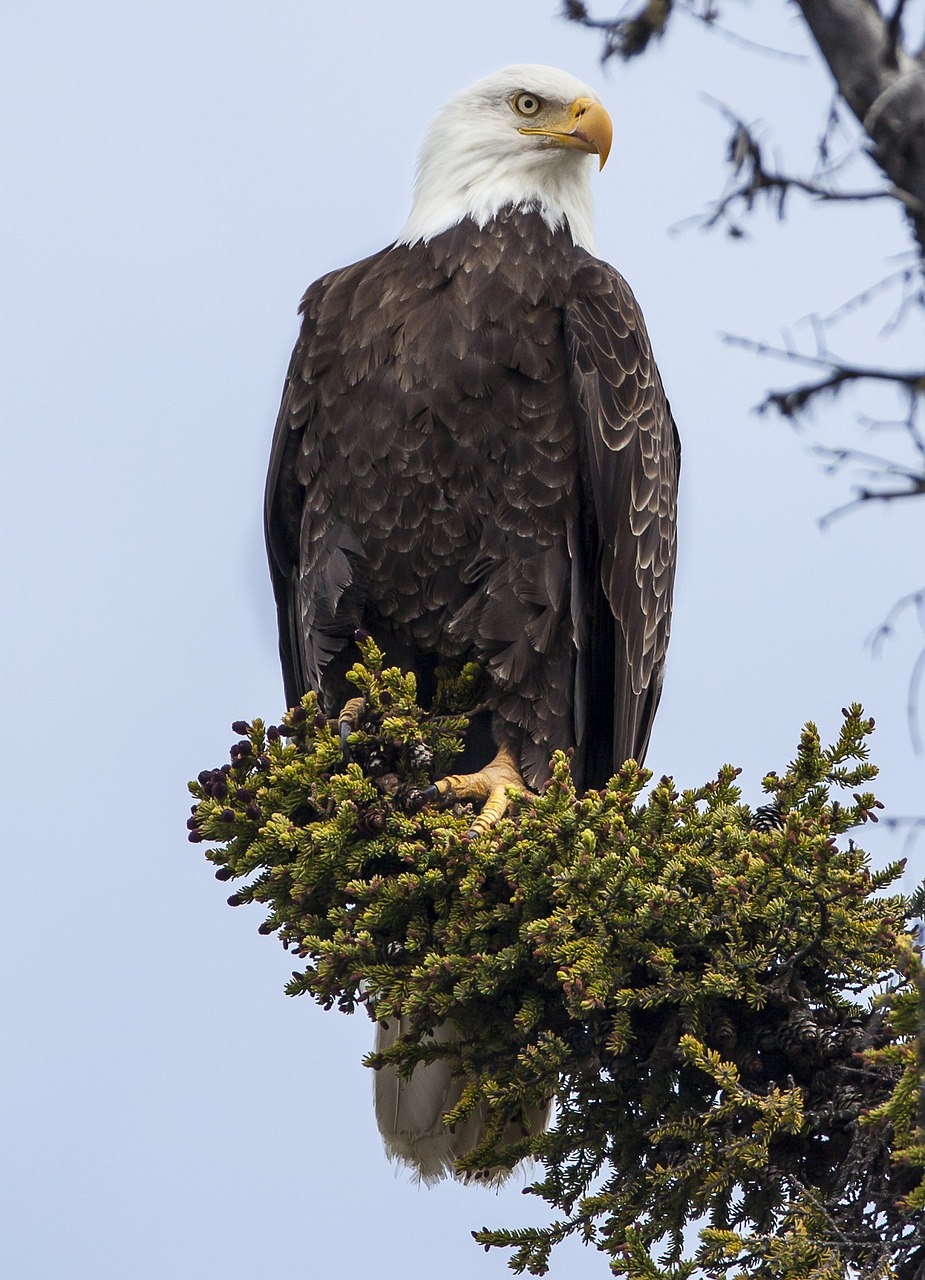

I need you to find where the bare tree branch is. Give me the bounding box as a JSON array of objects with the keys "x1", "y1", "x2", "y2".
[
  {"x1": 561, "y1": 1, "x2": 808, "y2": 62},
  {"x1": 814, "y1": 460, "x2": 925, "y2": 525},
  {"x1": 561, "y1": 0, "x2": 674, "y2": 60},
  {"x1": 817, "y1": 263, "x2": 925, "y2": 335},
  {"x1": 720, "y1": 333, "x2": 925, "y2": 415},
  {"x1": 721, "y1": 336, "x2": 925, "y2": 525},
  {"x1": 676, "y1": 103, "x2": 925, "y2": 237}
]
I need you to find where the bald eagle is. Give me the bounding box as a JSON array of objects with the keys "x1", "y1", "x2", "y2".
[{"x1": 265, "y1": 65, "x2": 679, "y2": 1181}]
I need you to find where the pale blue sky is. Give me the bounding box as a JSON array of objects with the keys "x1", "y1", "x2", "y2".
[{"x1": 2, "y1": 3, "x2": 922, "y2": 1277}]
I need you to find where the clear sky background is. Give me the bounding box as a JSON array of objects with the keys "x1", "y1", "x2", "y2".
[{"x1": 2, "y1": 3, "x2": 922, "y2": 1278}]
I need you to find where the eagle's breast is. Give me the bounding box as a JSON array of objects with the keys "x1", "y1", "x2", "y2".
[{"x1": 289, "y1": 211, "x2": 585, "y2": 717}]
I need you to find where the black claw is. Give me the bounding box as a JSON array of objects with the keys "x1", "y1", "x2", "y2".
[{"x1": 338, "y1": 699, "x2": 366, "y2": 758}]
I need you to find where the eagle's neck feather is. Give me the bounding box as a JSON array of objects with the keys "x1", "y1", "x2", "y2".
[{"x1": 398, "y1": 118, "x2": 598, "y2": 254}]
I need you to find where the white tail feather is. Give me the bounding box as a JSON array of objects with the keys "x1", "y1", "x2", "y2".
[{"x1": 373, "y1": 1018, "x2": 550, "y2": 1185}]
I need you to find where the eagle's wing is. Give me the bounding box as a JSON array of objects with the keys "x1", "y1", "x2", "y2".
[
  {"x1": 564, "y1": 261, "x2": 680, "y2": 784},
  {"x1": 265, "y1": 252, "x2": 387, "y2": 710},
  {"x1": 265, "y1": 329, "x2": 312, "y2": 711}
]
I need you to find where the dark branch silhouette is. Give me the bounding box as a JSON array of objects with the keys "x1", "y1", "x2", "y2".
[{"x1": 675, "y1": 100, "x2": 925, "y2": 240}]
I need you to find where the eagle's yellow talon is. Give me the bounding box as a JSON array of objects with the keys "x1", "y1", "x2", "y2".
[
  {"x1": 334, "y1": 697, "x2": 366, "y2": 755},
  {"x1": 465, "y1": 786, "x2": 513, "y2": 838},
  {"x1": 429, "y1": 744, "x2": 525, "y2": 836}
]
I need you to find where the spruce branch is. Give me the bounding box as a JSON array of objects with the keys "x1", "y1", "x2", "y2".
[{"x1": 188, "y1": 646, "x2": 923, "y2": 1276}]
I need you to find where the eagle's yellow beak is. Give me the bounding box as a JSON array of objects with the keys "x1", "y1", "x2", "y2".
[{"x1": 518, "y1": 97, "x2": 613, "y2": 170}]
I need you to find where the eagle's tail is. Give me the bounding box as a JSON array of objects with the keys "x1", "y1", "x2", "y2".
[{"x1": 373, "y1": 1018, "x2": 549, "y2": 1185}]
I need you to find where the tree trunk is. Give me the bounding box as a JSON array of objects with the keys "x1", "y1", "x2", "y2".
[{"x1": 796, "y1": 0, "x2": 925, "y2": 256}]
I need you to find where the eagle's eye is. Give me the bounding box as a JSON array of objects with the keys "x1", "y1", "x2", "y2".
[{"x1": 512, "y1": 92, "x2": 542, "y2": 117}]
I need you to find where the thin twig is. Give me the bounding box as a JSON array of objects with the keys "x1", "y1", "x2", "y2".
[
  {"x1": 816, "y1": 482, "x2": 925, "y2": 527},
  {"x1": 869, "y1": 589, "x2": 925, "y2": 657},
  {"x1": 561, "y1": 0, "x2": 807, "y2": 62},
  {"x1": 813, "y1": 443, "x2": 925, "y2": 487},
  {"x1": 676, "y1": 2, "x2": 808, "y2": 61},
  {"x1": 722, "y1": 333, "x2": 925, "y2": 387},
  {"x1": 701, "y1": 102, "x2": 925, "y2": 228},
  {"x1": 814, "y1": 265, "x2": 923, "y2": 327},
  {"x1": 869, "y1": 589, "x2": 925, "y2": 753}
]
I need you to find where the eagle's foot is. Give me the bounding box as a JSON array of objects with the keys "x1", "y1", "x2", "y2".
[
  {"x1": 331, "y1": 696, "x2": 366, "y2": 756},
  {"x1": 425, "y1": 744, "x2": 524, "y2": 840}
]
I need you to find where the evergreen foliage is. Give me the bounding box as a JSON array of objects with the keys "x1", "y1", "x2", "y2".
[{"x1": 188, "y1": 640, "x2": 924, "y2": 1277}]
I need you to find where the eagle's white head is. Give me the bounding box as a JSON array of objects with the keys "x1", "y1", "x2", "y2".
[{"x1": 398, "y1": 64, "x2": 612, "y2": 255}]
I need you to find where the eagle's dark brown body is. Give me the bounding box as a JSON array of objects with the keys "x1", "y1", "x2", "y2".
[{"x1": 265, "y1": 208, "x2": 679, "y2": 791}]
